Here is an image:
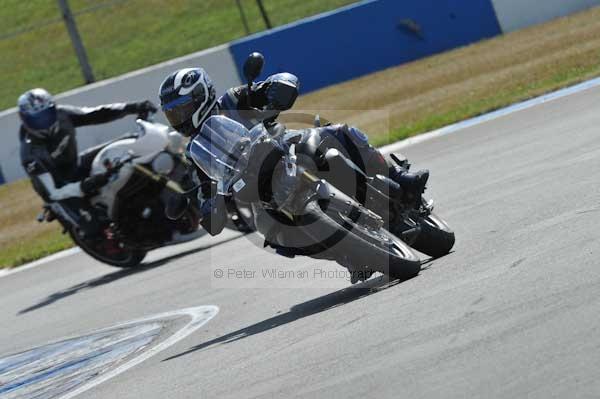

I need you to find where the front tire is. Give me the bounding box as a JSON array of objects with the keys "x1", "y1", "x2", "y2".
[
  {"x1": 411, "y1": 212, "x2": 455, "y2": 258},
  {"x1": 300, "y1": 201, "x2": 421, "y2": 281},
  {"x1": 69, "y1": 229, "x2": 147, "y2": 268}
]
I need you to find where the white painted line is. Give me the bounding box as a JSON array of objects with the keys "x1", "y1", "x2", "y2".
[
  {"x1": 380, "y1": 75, "x2": 600, "y2": 154},
  {"x1": 60, "y1": 305, "x2": 219, "y2": 399},
  {"x1": 4, "y1": 74, "x2": 600, "y2": 277}
]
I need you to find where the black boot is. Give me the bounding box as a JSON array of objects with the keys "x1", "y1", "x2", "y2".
[{"x1": 389, "y1": 167, "x2": 429, "y2": 197}]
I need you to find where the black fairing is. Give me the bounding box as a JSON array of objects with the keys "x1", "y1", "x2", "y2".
[
  {"x1": 234, "y1": 138, "x2": 285, "y2": 204},
  {"x1": 200, "y1": 195, "x2": 228, "y2": 236},
  {"x1": 322, "y1": 148, "x2": 368, "y2": 196}
]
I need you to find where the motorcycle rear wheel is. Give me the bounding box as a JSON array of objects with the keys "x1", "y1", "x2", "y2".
[{"x1": 69, "y1": 229, "x2": 147, "y2": 268}]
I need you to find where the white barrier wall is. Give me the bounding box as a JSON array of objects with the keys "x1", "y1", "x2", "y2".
[
  {"x1": 491, "y1": 0, "x2": 600, "y2": 32},
  {"x1": 0, "y1": 45, "x2": 241, "y2": 183}
]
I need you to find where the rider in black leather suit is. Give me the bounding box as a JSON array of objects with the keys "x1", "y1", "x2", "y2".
[
  {"x1": 158, "y1": 68, "x2": 428, "y2": 238},
  {"x1": 18, "y1": 88, "x2": 156, "y2": 233}
]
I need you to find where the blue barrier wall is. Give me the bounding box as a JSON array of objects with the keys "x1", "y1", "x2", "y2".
[{"x1": 230, "y1": 0, "x2": 501, "y2": 93}]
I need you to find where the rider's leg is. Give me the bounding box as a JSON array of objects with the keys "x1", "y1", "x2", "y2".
[{"x1": 322, "y1": 124, "x2": 429, "y2": 197}]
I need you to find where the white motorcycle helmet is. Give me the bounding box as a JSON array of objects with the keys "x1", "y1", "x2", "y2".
[
  {"x1": 158, "y1": 68, "x2": 217, "y2": 137},
  {"x1": 18, "y1": 88, "x2": 59, "y2": 140}
]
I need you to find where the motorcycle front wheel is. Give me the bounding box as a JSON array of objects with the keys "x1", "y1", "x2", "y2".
[
  {"x1": 410, "y1": 212, "x2": 455, "y2": 258},
  {"x1": 69, "y1": 228, "x2": 147, "y2": 268},
  {"x1": 300, "y1": 201, "x2": 421, "y2": 281}
]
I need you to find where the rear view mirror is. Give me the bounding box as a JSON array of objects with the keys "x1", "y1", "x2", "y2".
[{"x1": 243, "y1": 52, "x2": 265, "y2": 84}]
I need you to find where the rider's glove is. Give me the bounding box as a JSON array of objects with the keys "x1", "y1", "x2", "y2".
[
  {"x1": 80, "y1": 173, "x2": 110, "y2": 196},
  {"x1": 262, "y1": 73, "x2": 299, "y2": 111},
  {"x1": 126, "y1": 100, "x2": 157, "y2": 115}
]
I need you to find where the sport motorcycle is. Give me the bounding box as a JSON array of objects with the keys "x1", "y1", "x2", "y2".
[{"x1": 38, "y1": 116, "x2": 204, "y2": 267}]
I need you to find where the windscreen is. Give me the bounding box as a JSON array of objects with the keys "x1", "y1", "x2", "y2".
[{"x1": 188, "y1": 115, "x2": 252, "y2": 194}]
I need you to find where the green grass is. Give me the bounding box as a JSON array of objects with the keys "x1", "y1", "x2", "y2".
[
  {"x1": 0, "y1": 230, "x2": 73, "y2": 268},
  {"x1": 0, "y1": 179, "x2": 73, "y2": 268},
  {"x1": 371, "y1": 63, "x2": 600, "y2": 146},
  {"x1": 0, "y1": 0, "x2": 355, "y2": 111}
]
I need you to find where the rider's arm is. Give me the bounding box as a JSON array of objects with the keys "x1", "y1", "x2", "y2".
[
  {"x1": 240, "y1": 72, "x2": 299, "y2": 111},
  {"x1": 59, "y1": 101, "x2": 155, "y2": 127},
  {"x1": 218, "y1": 73, "x2": 299, "y2": 126}
]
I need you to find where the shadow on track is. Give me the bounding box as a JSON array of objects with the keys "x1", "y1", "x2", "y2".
[
  {"x1": 17, "y1": 235, "x2": 244, "y2": 315},
  {"x1": 163, "y1": 274, "x2": 414, "y2": 362}
]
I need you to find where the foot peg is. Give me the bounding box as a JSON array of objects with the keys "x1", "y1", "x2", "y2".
[{"x1": 37, "y1": 208, "x2": 56, "y2": 223}]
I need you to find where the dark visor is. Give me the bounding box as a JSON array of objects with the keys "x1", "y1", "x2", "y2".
[
  {"x1": 23, "y1": 106, "x2": 57, "y2": 132},
  {"x1": 162, "y1": 95, "x2": 195, "y2": 127}
]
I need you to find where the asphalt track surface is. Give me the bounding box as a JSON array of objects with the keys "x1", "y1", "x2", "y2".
[{"x1": 2, "y1": 86, "x2": 600, "y2": 398}]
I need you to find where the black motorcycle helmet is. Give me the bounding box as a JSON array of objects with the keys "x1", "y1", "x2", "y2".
[
  {"x1": 18, "y1": 88, "x2": 59, "y2": 140},
  {"x1": 158, "y1": 68, "x2": 217, "y2": 137}
]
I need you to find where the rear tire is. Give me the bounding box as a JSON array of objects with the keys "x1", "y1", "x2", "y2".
[
  {"x1": 69, "y1": 229, "x2": 147, "y2": 268},
  {"x1": 411, "y1": 213, "x2": 455, "y2": 258},
  {"x1": 301, "y1": 201, "x2": 421, "y2": 281}
]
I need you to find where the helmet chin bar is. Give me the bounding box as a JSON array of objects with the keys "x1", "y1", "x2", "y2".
[
  {"x1": 174, "y1": 120, "x2": 195, "y2": 137},
  {"x1": 192, "y1": 99, "x2": 218, "y2": 130}
]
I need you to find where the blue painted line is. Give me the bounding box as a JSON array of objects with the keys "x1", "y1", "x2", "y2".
[
  {"x1": 0, "y1": 323, "x2": 160, "y2": 396},
  {"x1": 0, "y1": 307, "x2": 219, "y2": 399},
  {"x1": 0, "y1": 350, "x2": 109, "y2": 394}
]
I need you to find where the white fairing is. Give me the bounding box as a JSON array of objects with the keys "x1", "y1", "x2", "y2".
[{"x1": 89, "y1": 120, "x2": 184, "y2": 217}]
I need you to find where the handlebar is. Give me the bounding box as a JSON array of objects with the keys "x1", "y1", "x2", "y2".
[{"x1": 102, "y1": 152, "x2": 137, "y2": 176}]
